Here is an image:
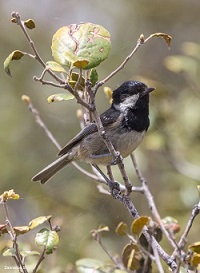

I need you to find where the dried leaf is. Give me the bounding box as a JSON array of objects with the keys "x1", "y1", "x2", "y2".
[
  {"x1": 122, "y1": 243, "x2": 142, "y2": 271},
  {"x1": 24, "y1": 19, "x2": 36, "y2": 29},
  {"x1": 14, "y1": 226, "x2": 30, "y2": 235},
  {"x1": 150, "y1": 32, "x2": 172, "y2": 48}
]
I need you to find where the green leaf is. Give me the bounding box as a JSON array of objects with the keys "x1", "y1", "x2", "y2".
[
  {"x1": 51, "y1": 22, "x2": 111, "y2": 70},
  {"x1": 24, "y1": 19, "x2": 36, "y2": 29},
  {"x1": 29, "y1": 215, "x2": 52, "y2": 230},
  {"x1": 46, "y1": 61, "x2": 67, "y2": 73},
  {"x1": 35, "y1": 228, "x2": 59, "y2": 254},
  {"x1": 47, "y1": 93, "x2": 74, "y2": 103},
  {"x1": 90, "y1": 68, "x2": 98, "y2": 87},
  {"x1": 20, "y1": 250, "x2": 40, "y2": 257},
  {"x1": 3, "y1": 248, "x2": 16, "y2": 256},
  {"x1": 4, "y1": 50, "x2": 24, "y2": 76}
]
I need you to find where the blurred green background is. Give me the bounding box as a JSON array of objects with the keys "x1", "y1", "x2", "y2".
[{"x1": 1, "y1": 0, "x2": 200, "y2": 271}]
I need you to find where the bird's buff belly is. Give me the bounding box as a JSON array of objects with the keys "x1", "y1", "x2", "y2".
[{"x1": 73, "y1": 130, "x2": 146, "y2": 165}]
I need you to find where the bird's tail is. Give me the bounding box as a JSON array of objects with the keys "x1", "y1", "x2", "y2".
[{"x1": 32, "y1": 154, "x2": 72, "y2": 184}]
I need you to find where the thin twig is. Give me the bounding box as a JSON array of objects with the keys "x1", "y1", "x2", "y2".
[
  {"x1": 32, "y1": 248, "x2": 46, "y2": 273},
  {"x1": 22, "y1": 95, "x2": 102, "y2": 182},
  {"x1": 94, "y1": 35, "x2": 144, "y2": 92},
  {"x1": 130, "y1": 153, "x2": 178, "y2": 250},
  {"x1": 173, "y1": 202, "x2": 200, "y2": 257}
]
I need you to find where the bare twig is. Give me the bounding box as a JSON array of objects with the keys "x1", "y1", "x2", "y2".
[
  {"x1": 32, "y1": 248, "x2": 46, "y2": 273},
  {"x1": 94, "y1": 35, "x2": 144, "y2": 92},
  {"x1": 173, "y1": 202, "x2": 200, "y2": 257},
  {"x1": 22, "y1": 95, "x2": 102, "y2": 182},
  {"x1": 130, "y1": 154, "x2": 178, "y2": 250}
]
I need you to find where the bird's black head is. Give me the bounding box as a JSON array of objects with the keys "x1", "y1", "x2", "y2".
[
  {"x1": 112, "y1": 81, "x2": 155, "y2": 108},
  {"x1": 112, "y1": 81, "x2": 155, "y2": 132}
]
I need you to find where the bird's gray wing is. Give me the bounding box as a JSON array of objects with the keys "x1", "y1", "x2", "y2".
[
  {"x1": 58, "y1": 106, "x2": 121, "y2": 156},
  {"x1": 58, "y1": 123, "x2": 98, "y2": 156}
]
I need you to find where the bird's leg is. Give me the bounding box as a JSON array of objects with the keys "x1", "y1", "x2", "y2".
[{"x1": 92, "y1": 165, "x2": 120, "y2": 196}]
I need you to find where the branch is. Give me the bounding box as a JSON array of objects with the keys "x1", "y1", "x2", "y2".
[
  {"x1": 173, "y1": 202, "x2": 200, "y2": 257},
  {"x1": 94, "y1": 35, "x2": 144, "y2": 92},
  {"x1": 21, "y1": 95, "x2": 101, "y2": 182},
  {"x1": 130, "y1": 154, "x2": 178, "y2": 250}
]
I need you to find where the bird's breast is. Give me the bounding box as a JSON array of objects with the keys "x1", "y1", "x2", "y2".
[{"x1": 112, "y1": 129, "x2": 146, "y2": 158}]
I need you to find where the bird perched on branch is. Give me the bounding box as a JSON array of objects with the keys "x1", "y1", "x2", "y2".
[{"x1": 32, "y1": 81, "x2": 155, "y2": 184}]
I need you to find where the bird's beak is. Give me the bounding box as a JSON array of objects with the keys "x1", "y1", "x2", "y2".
[{"x1": 140, "y1": 87, "x2": 155, "y2": 97}]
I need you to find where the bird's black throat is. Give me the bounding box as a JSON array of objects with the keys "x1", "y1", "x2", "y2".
[{"x1": 122, "y1": 95, "x2": 150, "y2": 132}]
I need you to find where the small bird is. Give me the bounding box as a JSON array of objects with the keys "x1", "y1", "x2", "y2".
[{"x1": 32, "y1": 81, "x2": 155, "y2": 184}]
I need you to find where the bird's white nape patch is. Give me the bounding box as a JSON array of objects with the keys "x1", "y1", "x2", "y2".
[{"x1": 113, "y1": 93, "x2": 140, "y2": 112}]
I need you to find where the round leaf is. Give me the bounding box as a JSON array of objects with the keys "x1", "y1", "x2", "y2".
[
  {"x1": 190, "y1": 253, "x2": 200, "y2": 267},
  {"x1": 35, "y1": 228, "x2": 59, "y2": 254},
  {"x1": 47, "y1": 93, "x2": 74, "y2": 103},
  {"x1": 115, "y1": 222, "x2": 128, "y2": 236},
  {"x1": 189, "y1": 242, "x2": 200, "y2": 254},
  {"x1": 51, "y1": 22, "x2": 111, "y2": 70},
  {"x1": 122, "y1": 243, "x2": 142, "y2": 271},
  {"x1": 131, "y1": 216, "x2": 149, "y2": 235}
]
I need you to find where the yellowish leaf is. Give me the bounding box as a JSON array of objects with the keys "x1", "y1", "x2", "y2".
[
  {"x1": 115, "y1": 222, "x2": 128, "y2": 236},
  {"x1": 14, "y1": 226, "x2": 30, "y2": 235},
  {"x1": 131, "y1": 216, "x2": 149, "y2": 235},
  {"x1": 189, "y1": 242, "x2": 200, "y2": 254}
]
